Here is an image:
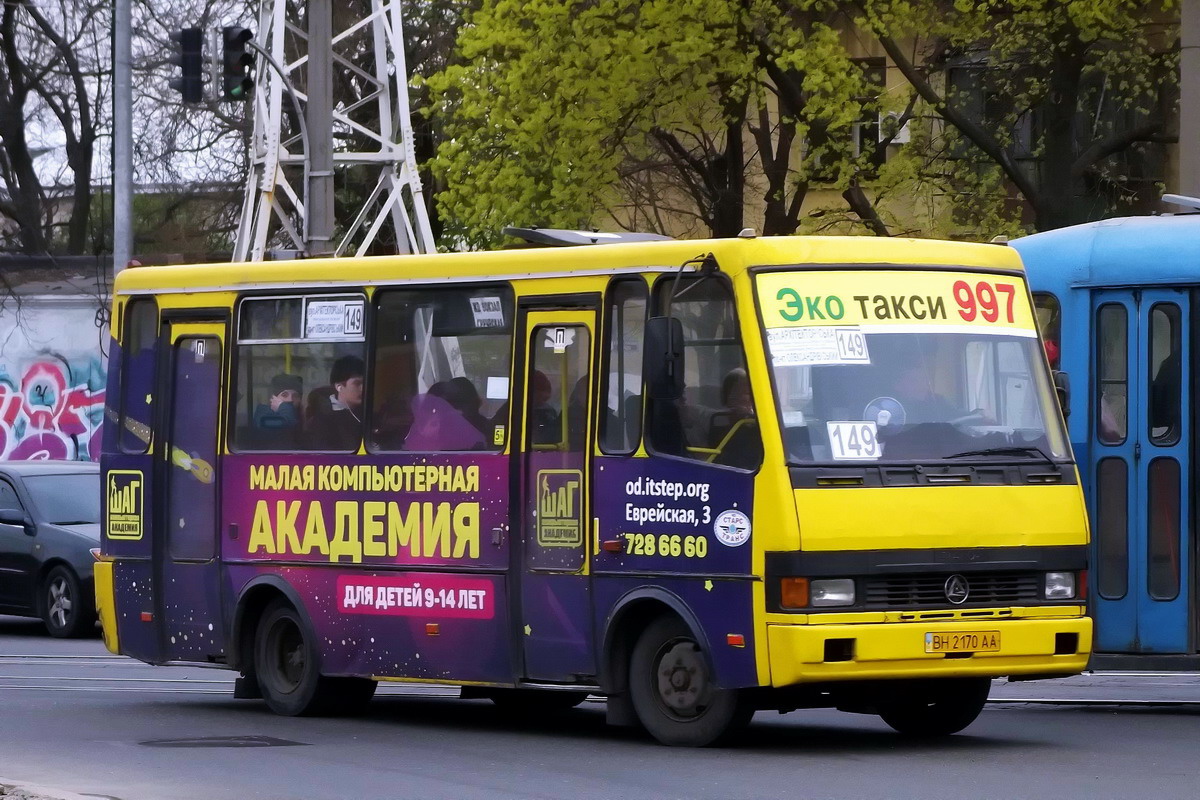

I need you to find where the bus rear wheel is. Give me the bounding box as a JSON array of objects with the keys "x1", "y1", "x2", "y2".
[
  {"x1": 628, "y1": 616, "x2": 751, "y2": 747},
  {"x1": 253, "y1": 599, "x2": 376, "y2": 716},
  {"x1": 876, "y1": 678, "x2": 991, "y2": 736}
]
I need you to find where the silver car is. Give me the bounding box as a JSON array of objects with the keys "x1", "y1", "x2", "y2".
[{"x1": 0, "y1": 462, "x2": 100, "y2": 637}]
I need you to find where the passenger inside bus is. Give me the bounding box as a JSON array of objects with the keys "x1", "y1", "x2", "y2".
[
  {"x1": 249, "y1": 373, "x2": 304, "y2": 448},
  {"x1": 403, "y1": 386, "x2": 485, "y2": 451},
  {"x1": 529, "y1": 370, "x2": 559, "y2": 445},
  {"x1": 567, "y1": 376, "x2": 589, "y2": 451},
  {"x1": 308, "y1": 356, "x2": 365, "y2": 451},
  {"x1": 253, "y1": 373, "x2": 303, "y2": 430},
  {"x1": 709, "y1": 367, "x2": 754, "y2": 446},
  {"x1": 441, "y1": 377, "x2": 492, "y2": 438}
]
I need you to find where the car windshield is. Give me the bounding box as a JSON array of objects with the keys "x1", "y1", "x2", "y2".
[
  {"x1": 24, "y1": 473, "x2": 101, "y2": 525},
  {"x1": 757, "y1": 268, "x2": 1069, "y2": 464}
]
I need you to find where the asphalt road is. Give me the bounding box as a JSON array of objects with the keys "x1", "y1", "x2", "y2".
[{"x1": 1, "y1": 615, "x2": 1198, "y2": 800}]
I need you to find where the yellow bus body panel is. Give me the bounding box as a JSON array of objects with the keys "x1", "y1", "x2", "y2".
[
  {"x1": 768, "y1": 614, "x2": 1092, "y2": 685},
  {"x1": 793, "y1": 483, "x2": 1089, "y2": 551},
  {"x1": 112, "y1": 235, "x2": 1025, "y2": 295},
  {"x1": 94, "y1": 560, "x2": 119, "y2": 655}
]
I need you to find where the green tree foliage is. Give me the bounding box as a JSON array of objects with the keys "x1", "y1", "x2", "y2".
[
  {"x1": 430, "y1": 0, "x2": 1177, "y2": 245},
  {"x1": 427, "y1": 0, "x2": 882, "y2": 249},
  {"x1": 856, "y1": 0, "x2": 1178, "y2": 232}
]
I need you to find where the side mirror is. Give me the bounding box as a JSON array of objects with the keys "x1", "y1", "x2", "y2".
[
  {"x1": 644, "y1": 316, "x2": 684, "y2": 401},
  {"x1": 0, "y1": 507, "x2": 31, "y2": 532},
  {"x1": 1052, "y1": 370, "x2": 1070, "y2": 418}
]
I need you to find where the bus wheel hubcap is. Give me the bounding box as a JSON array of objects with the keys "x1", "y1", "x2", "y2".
[{"x1": 656, "y1": 640, "x2": 709, "y2": 717}]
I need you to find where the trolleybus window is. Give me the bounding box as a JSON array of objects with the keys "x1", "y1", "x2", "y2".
[
  {"x1": 231, "y1": 294, "x2": 367, "y2": 452},
  {"x1": 1032, "y1": 292, "x2": 1061, "y2": 368},
  {"x1": 1148, "y1": 303, "x2": 1181, "y2": 445},
  {"x1": 1096, "y1": 303, "x2": 1127, "y2": 445},
  {"x1": 600, "y1": 279, "x2": 647, "y2": 454},
  {"x1": 370, "y1": 286, "x2": 513, "y2": 452}
]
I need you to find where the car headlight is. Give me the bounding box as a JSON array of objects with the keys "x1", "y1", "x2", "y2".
[
  {"x1": 1044, "y1": 571, "x2": 1076, "y2": 600},
  {"x1": 810, "y1": 578, "x2": 856, "y2": 607}
]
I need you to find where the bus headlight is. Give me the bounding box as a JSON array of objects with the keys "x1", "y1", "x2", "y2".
[
  {"x1": 810, "y1": 578, "x2": 856, "y2": 607},
  {"x1": 1044, "y1": 571, "x2": 1076, "y2": 600}
]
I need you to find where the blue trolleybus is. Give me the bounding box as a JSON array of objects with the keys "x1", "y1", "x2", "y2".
[{"x1": 1013, "y1": 210, "x2": 1199, "y2": 666}]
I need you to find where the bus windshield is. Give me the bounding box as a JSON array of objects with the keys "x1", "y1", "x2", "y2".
[{"x1": 757, "y1": 269, "x2": 1069, "y2": 464}]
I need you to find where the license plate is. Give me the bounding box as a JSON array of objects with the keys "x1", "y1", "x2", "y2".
[{"x1": 924, "y1": 631, "x2": 1001, "y2": 654}]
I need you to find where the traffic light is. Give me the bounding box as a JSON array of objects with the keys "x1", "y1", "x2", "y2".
[
  {"x1": 169, "y1": 27, "x2": 204, "y2": 104},
  {"x1": 222, "y1": 27, "x2": 255, "y2": 101}
]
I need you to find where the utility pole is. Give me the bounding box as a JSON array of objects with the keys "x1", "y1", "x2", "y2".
[
  {"x1": 233, "y1": 0, "x2": 435, "y2": 262},
  {"x1": 304, "y1": 0, "x2": 334, "y2": 256},
  {"x1": 112, "y1": 0, "x2": 133, "y2": 275}
]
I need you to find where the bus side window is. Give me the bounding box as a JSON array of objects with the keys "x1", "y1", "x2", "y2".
[
  {"x1": 370, "y1": 287, "x2": 514, "y2": 453},
  {"x1": 119, "y1": 298, "x2": 158, "y2": 453},
  {"x1": 600, "y1": 279, "x2": 647, "y2": 454},
  {"x1": 231, "y1": 295, "x2": 366, "y2": 453},
  {"x1": 648, "y1": 275, "x2": 761, "y2": 470}
]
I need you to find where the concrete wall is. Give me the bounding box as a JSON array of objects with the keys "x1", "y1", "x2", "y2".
[{"x1": 0, "y1": 296, "x2": 108, "y2": 461}]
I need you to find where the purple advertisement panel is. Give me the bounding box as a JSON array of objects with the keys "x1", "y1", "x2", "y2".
[
  {"x1": 594, "y1": 575, "x2": 759, "y2": 689},
  {"x1": 102, "y1": 452, "x2": 155, "y2": 561},
  {"x1": 593, "y1": 457, "x2": 754, "y2": 575},
  {"x1": 227, "y1": 565, "x2": 511, "y2": 683},
  {"x1": 113, "y1": 561, "x2": 159, "y2": 663},
  {"x1": 222, "y1": 453, "x2": 510, "y2": 569}
]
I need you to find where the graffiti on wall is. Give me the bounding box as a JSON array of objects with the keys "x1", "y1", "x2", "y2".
[{"x1": 0, "y1": 354, "x2": 106, "y2": 461}]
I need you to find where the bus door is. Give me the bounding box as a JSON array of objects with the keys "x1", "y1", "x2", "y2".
[
  {"x1": 513, "y1": 307, "x2": 598, "y2": 681},
  {"x1": 1091, "y1": 289, "x2": 1191, "y2": 653},
  {"x1": 156, "y1": 319, "x2": 228, "y2": 662}
]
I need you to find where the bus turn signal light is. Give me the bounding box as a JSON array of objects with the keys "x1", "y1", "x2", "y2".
[{"x1": 780, "y1": 577, "x2": 809, "y2": 608}]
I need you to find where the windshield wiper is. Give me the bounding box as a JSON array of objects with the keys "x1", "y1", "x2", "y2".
[{"x1": 945, "y1": 445, "x2": 1057, "y2": 466}]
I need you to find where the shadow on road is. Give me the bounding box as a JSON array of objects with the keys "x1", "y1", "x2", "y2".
[
  {"x1": 0, "y1": 613, "x2": 101, "y2": 638},
  {"x1": 216, "y1": 693, "x2": 1036, "y2": 753}
]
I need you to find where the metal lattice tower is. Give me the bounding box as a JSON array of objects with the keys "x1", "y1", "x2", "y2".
[{"x1": 232, "y1": 0, "x2": 436, "y2": 261}]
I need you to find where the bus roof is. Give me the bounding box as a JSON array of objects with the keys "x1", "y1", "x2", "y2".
[
  {"x1": 114, "y1": 235, "x2": 1024, "y2": 295},
  {"x1": 1012, "y1": 214, "x2": 1200, "y2": 290}
]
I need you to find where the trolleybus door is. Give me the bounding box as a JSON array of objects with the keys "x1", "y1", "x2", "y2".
[
  {"x1": 1091, "y1": 289, "x2": 1191, "y2": 653},
  {"x1": 514, "y1": 308, "x2": 598, "y2": 681},
  {"x1": 156, "y1": 319, "x2": 228, "y2": 662}
]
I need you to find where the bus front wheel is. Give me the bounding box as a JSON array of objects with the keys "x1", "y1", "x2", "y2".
[
  {"x1": 253, "y1": 599, "x2": 376, "y2": 716},
  {"x1": 628, "y1": 616, "x2": 751, "y2": 747},
  {"x1": 876, "y1": 678, "x2": 991, "y2": 736}
]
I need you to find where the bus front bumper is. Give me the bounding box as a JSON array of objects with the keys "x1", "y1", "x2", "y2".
[{"x1": 768, "y1": 611, "x2": 1092, "y2": 686}]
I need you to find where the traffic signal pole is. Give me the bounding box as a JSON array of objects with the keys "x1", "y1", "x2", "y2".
[{"x1": 112, "y1": 0, "x2": 132, "y2": 276}]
